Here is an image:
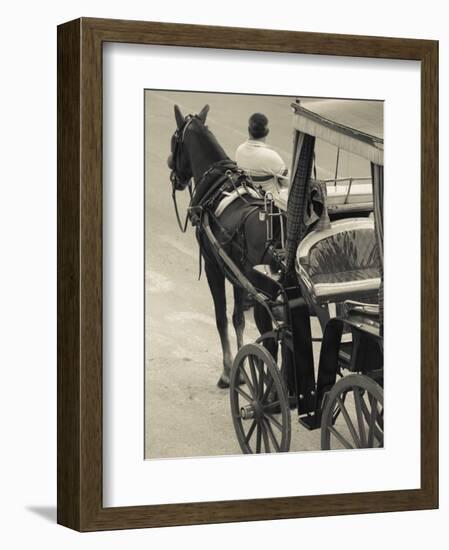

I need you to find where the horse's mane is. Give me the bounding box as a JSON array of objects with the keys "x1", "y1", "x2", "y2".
[
  {"x1": 188, "y1": 119, "x2": 229, "y2": 162},
  {"x1": 203, "y1": 125, "x2": 228, "y2": 158}
]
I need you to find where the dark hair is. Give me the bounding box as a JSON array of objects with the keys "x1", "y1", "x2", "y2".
[{"x1": 248, "y1": 113, "x2": 269, "y2": 139}]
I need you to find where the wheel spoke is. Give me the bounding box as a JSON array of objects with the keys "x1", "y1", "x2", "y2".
[
  {"x1": 377, "y1": 407, "x2": 384, "y2": 430},
  {"x1": 248, "y1": 356, "x2": 259, "y2": 394},
  {"x1": 256, "y1": 422, "x2": 262, "y2": 453},
  {"x1": 264, "y1": 411, "x2": 283, "y2": 432},
  {"x1": 360, "y1": 395, "x2": 371, "y2": 424},
  {"x1": 360, "y1": 394, "x2": 383, "y2": 446},
  {"x1": 235, "y1": 386, "x2": 253, "y2": 403},
  {"x1": 332, "y1": 407, "x2": 342, "y2": 424},
  {"x1": 261, "y1": 419, "x2": 270, "y2": 453},
  {"x1": 240, "y1": 365, "x2": 256, "y2": 397},
  {"x1": 331, "y1": 390, "x2": 347, "y2": 424},
  {"x1": 336, "y1": 396, "x2": 361, "y2": 448},
  {"x1": 375, "y1": 430, "x2": 384, "y2": 447},
  {"x1": 256, "y1": 359, "x2": 265, "y2": 399},
  {"x1": 264, "y1": 400, "x2": 281, "y2": 413},
  {"x1": 328, "y1": 426, "x2": 355, "y2": 449},
  {"x1": 367, "y1": 395, "x2": 378, "y2": 447},
  {"x1": 353, "y1": 388, "x2": 367, "y2": 447},
  {"x1": 244, "y1": 419, "x2": 257, "y2": 444},
  {"x1": 263, "y1": 417, "x2": 281, "y2": 451}
]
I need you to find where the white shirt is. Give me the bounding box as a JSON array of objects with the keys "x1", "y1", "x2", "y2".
[{"x1": 235, "y1": 139, "x2": 288, "y2": 197}]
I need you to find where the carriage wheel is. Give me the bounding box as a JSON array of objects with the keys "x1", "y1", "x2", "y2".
[
  {"x1": 230, "y1": 343, "x2": 291, "y2": 454},
  {"x1": 321, "y1": 374, "x2": 383, "y2": 450}
]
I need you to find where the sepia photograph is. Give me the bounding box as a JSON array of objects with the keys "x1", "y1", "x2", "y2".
[{"x1": 144, "y1": 90, "x2": 384, "y2": 459}]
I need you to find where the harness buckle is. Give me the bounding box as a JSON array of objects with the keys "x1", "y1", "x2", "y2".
[{"x1": 188, "y1": 205, "x2": 203, "y2": 227}]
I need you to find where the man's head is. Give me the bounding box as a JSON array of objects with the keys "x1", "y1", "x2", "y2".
[{"x1": 248, "y1": 113, "x2": 269, "y2": 140}]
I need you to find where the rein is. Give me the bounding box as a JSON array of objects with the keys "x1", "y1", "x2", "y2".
[{"x1": 171, "y1": 176, "x2": 193, "y2": 233}]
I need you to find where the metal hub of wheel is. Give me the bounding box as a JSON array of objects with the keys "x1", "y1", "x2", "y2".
[
  {"x1": 321, "y1": 373, "x2": 384, "y2": 450},
  {"x1": 230, "y1": 343, "x2": 291, "y2": 454},
  {"x1": 240, "y1": 404, "x2": 257, "y2": 420}
]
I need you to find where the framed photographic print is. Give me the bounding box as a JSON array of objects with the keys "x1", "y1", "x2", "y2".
[{"x1": 57, "y1": 17, "x2": 438, "y2": 531}]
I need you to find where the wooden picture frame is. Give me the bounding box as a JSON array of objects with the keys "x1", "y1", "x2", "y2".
[{"x1": 57, "y1": 17, "x2": 438, "y2": 531}]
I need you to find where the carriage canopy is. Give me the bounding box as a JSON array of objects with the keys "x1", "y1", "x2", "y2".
[
  {"x1": 291, "y1": 101, "x2": 384, "y2": 168},
  {"x1": 285, "y1": 100, "x2": 384, "y2": 298}
]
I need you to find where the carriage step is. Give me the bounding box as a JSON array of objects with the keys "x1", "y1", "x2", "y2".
[{"x1": 298, "y1": 411, "x2": 322, "y2": 431}]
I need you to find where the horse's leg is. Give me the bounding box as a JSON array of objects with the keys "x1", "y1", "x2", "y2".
[
  {"x1": 232, "y1": 285, "x2": 245, "y2": 350},
  {"x1": 204, "y1": 260, "x2": 233, "y2": 389}
]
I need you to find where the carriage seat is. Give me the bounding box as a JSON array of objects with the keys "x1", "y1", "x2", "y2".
[{"x1": 296, "y1": 218, "x2": 381, "y2": 306}]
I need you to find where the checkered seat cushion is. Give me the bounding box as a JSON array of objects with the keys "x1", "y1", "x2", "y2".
[{"x1": 296, "y1": 218, "x2": 381, "y2": 305}]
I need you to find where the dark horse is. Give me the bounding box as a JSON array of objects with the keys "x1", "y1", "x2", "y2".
[{"x1": 168, "y1": 104, "x2": 279, "y2": 389}]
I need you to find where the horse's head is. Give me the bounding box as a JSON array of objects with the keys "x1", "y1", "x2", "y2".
[{"x1": 167, "y1": 104, "x2": 210, "y2": 191}]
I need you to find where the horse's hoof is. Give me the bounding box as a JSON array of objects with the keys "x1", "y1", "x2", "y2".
[
  {"x1": 217, "y1": 374, "x2": 245, "y2": 389},
  {"x1": 217, "y1": 375, "x2": 230, "y2": 389}
]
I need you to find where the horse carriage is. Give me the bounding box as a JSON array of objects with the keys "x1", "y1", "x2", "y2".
[{"x1": 168, "y1": 99, "x2": 384, "y2": 454}]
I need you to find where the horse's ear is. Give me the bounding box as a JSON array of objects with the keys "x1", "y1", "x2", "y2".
[
  {"x1": 174, "y1": 105, "x2": 185, "y2": 129},
  {"x1": 198, "y1": 104, "x2": 210, "y2": 124}
]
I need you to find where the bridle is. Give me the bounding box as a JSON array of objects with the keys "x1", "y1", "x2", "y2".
[
  {"x1": 169, "y1": 115, "x2": 196, "y2": 232},
  {"x1": 169, "y1": 114, "x2": 197, "y2": 190}
]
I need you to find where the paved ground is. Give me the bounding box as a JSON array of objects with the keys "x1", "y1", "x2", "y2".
[{"x1": 144, "y1": 90, "x2": 378, "y2": 459}]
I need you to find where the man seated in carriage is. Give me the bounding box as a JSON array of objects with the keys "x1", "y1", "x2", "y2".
[{"x1": 235, "y1": 113, "x2": 289, "y2": 199}]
